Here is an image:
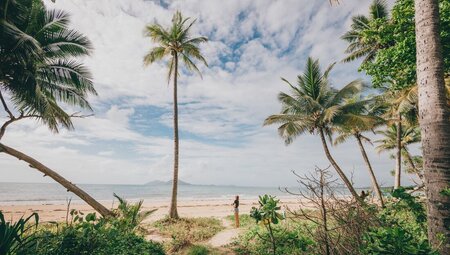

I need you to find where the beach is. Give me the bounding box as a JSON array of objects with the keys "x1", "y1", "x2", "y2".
[{"x1": 0, "y1": 197, "x2": 304, "y2": 223}]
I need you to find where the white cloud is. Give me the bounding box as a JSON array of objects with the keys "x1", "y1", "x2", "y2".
[{"x1": 0, "y1": 0, "x2": 409, "y2": 188}]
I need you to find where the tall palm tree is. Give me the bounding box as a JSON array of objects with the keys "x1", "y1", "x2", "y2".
[
  {"x1": 0, "y1": 0, "x2": 112, "y2": 217},
  {"x1": 264, "y1": 57, "x2": 366, "y2": 204},
  {"x1": 341, "y1": 0, "x2": 389, "y2": 64},
  {"x1": 333, "y1": 97, "x2": 386, "y2": 207},
  {"x1": 143, "y1": 11, "x2": 208, "y2": 219},
  {"x1": 415, "y1": 0, "x2": 450, "y2": 250}
]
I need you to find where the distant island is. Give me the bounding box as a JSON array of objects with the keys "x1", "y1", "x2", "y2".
[{"x1": 144, "y1": 180, "x2": 193, "y2": 186}]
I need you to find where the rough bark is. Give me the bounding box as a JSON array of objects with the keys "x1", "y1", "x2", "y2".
[
  {"x1": 394, "y1": 116, "x2": 402, "y2": 189},
  {"x1": 414, "y1": 0, "x2": 450, "y2": 252},
  {"x1": 318, "y1": 128, "x2": 363, "y2": 205},
  {"x1": 355, "y1": 134, "x2": 385, "y2": 207},
  {"x1": 169, "y1": 53, "x2": 179, "y2": 219},
  {"x1": 0, "y1": 143, "x2": 113, "y2": 217}
]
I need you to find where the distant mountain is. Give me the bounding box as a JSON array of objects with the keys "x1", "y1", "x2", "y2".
[{"x1": 144, "y1": 180, "x2": 193, "y2": 186}]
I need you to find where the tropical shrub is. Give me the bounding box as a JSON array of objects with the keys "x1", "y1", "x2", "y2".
[
  {"x1": 186, "y1": 244, "x2": 210, "y2": 255},
  {"x1": 361, "y1": 188, "x2": 437, "y2": 254},
  {"x1": 0, "y1": 211, "x2": 38, "y2": 255},
  {"x1": 23, "y1": 196, "x2": 165, "y2": 255},
  {"x1": 249, "y1": 195, "x2": 285, "y2": 255},
  {"x1": 232, "y1": 223, "x2": 314, "y2": 255}
]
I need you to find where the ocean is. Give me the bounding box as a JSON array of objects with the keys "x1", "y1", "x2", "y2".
[{"x1": 0, "y1": 182, "x2": 291, "y2": 205}]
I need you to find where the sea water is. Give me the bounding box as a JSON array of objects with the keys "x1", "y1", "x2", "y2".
[{"x1": 0, "y1": 182, "x2": 292, "y2": 205}]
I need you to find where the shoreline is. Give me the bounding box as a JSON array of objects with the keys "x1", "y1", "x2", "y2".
[{"x1": 0, "y1": 197, "x2": 305, "y2": 223}]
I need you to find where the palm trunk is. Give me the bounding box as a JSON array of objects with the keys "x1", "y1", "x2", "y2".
[
  {"x1": 405, "y1": 151, "x2": 423, "y2": 181},
  {"x1": 169, "y1": 53, "x2": 179, "y2": 219},
  {"x1": 0, "y1": 143, "x2": 113, "y2": 217},
  {"x1": 394, "y1": 116, "x2": 402, "y2": 189},
  {"x1": 355, "y1": 134, "x2": 385, "y2": 207},
  {"x1": 414, "y1": 0, "x2": 450, "y2": 252},
  {"x1": 319, "y1": 171, "x2": 331, "y2": 255},
  {"x1": 319, "y1": 128, "x2": 363, "y2": 205}
]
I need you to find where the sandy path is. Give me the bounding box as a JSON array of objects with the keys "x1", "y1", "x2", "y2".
[{"x1": 208, "y1": 218, "x2": 242, "y2": 247}]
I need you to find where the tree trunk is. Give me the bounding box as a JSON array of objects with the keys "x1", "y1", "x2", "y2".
[
  {"x1": 0, "y1": 143, "x2": 113, "y2": 217},
  {"x1": 394, "y1": 116, "x2": 402, "y2": 189},
  {"x1": 318, "y1": 128, "x2": 363, "y2": 205},
  {"x1": 355, "y1": 134, "x2": 385, "y2": 208},
  {"x1": 319, "y1": 170, "x2": 331, "y2": 255},
  {"x1": 405, "y1": 151, "x2": 423, "y2": 181},
  {"x1": 414, "y1": 0, "x2": 450, "y2": 252},
  {"x1": 169, "y1": 53, "x2": 179, "y2": 219}
]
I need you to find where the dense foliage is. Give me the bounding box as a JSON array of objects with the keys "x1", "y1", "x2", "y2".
[
  {"x1": 232, "y1": 185, "x2": 437, "y2": 255},
  {"x1": 358, "y1": 0, "x2": 450, "y2": 90},
  {"x1": 0, "y1": 212, "x2": 38, "y2": 255},
  {"x1": 0, "y1": 197, "x2": 165, "y2": 255}
]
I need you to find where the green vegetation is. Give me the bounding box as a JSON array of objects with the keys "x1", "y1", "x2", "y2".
[
  {"x1": 0, "y1": 0, "x2": 111, "y2": 216},
  {"x1": 231, "y1": 174, "x2": 438, "y2": 255},
  {"x1": 0, "y1": 212, "x2": 39, "y2": 254},
  {"x1": 226, "y1": 214, "x2": 253, "y2": 228},
  {"x1": 249, "y1": 195, "x2": 285, "y2": 255},
  {"x1": 0, "y1": 196, "x2": 165, "y2": 255},
  {"x1": 153, "y1": 217, "x2": 223, "y2": 253}
]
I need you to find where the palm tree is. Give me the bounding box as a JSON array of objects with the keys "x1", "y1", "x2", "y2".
[
  {"x1": 264, "y1": 57, "x2": 366, "y2": 204},
  {"x1": 341, "y1": 0, "x2": 389, "y2": 64},
  {"x1": 375, "y1": 124, "x2": 421, "y2": 186},
  {"x1": 143, "y1": 11, "x2": 208, "y2": 219},
  {"x1": 0, "y1": 0, "x2": 112, "y2": 217},
  {"x1": 333, "y1": 97, "x2": 386, "y2": 207}
]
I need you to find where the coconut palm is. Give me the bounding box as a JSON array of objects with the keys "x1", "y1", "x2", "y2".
[
  {"x1": 0, "y1": 0, "x2": 112, "y2": 217},
  {"x1": 264, "y1": 57, "x2": 366, "y2": 204},
  {"x1": 143, "y1": 11, "x2": 208, "y2": 219},
  {"x1": 341, "y1": 0, "x2": 389, "y2": 64},
  {"x1": 375, "y1": 124, "x2": 421, "y2": 185},
  {"x1": 333, "y1": 96, "x2": 386, "y2": 207}
]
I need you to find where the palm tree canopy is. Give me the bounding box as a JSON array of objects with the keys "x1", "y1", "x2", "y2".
[
  {"x1": 375, "y1": 124, "x2": 421, "y2": 153},
  {"x1": 264, "y1": 57, "x2": 368, "y2": 145},
  {"x1": 333, "y1": 95, "x2": 387, "y2": 146},
  {"x1": 341, "y1": 0, "x2": 389, "y2": 64},
  {"x1": 143, "y1": 11, "x2": 208, "y2": 81},
  {"x1": 0, "y1": 0, "x2": 95, "y2": 132}
]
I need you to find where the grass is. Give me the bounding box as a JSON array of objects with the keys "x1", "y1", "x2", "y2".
[
  {"x1": 152, "y1": 217, "x2": 225, "y2": 253},
  {"x1": 225, "y1": 214, "x2": 254, "y2": 229}
]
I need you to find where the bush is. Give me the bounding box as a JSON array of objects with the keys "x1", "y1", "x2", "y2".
[
  {"x1": 362, "y1": 226, "x2": 437, "y2": 255},
  {"x1": 232, "y1": 224, "x2": 314, "y2": 255},
  {"x1": 28, "y1": 226, "x2": 165, "y2": 255},
  {"x1": 361, "y1": 187, "x2": 437, "y2": 255},
  {"x1": 0, "y1": 211, "x2": 38, "y2": 254},
  {"x1": 20, "y1": 195, "x2": 165, "y2": 255},
  {"x1": 186, "y1": 244, "x2": 210, "y2": 255},
  {"x1": 153, "y1": 217, "x2": 224, "y2": 253}
]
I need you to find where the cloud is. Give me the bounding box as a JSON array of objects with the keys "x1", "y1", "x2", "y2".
[{"x1": 0, "y1": 0, "x2": 409, "y2": 188}]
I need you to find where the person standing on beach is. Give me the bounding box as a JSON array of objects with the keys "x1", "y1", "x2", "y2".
[{"x1": 232, "y1": 195, "x2": 240, "y2": 228}]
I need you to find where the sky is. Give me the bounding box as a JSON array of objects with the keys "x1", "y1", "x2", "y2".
[{"x1": 1, "y1": 0, "x2": 418, "y2": 187}]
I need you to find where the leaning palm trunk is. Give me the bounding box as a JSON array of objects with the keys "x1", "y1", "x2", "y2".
[
  {"x1": 319, "y1": 129, "x2": 363, "y2": 205},
  {"x1": 0, "y1": 143, "x2": 113, "y2": 217},
  {"x1": 394, "y1": 116, "x2": 402, "y2": 189},
  {"x1": 405, "y1": 151, "x2": 423, "y2": 182},
  {"x1": 355, "y1": 135, "x2": 385, "y2": 207},
  {"x1": 414, "y1": 0, "x2": 450, "y2": 252},
  {"x1": 169, "y1": 53, "x2": 180, "y2": 219}
]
